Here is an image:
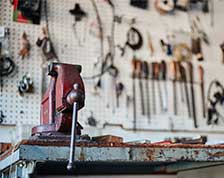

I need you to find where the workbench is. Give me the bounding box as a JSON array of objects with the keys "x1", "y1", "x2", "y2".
[{"x1": 1, "y1": 140, "x2": 224, "y2": 177}]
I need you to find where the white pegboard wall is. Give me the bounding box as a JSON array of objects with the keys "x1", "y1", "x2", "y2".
[
  {"x1": 1, "y1": 0, "x2": 224, "y2": 142},
  {"x1": 0, "y1": 0, "x2": 42, "y2": 126}
]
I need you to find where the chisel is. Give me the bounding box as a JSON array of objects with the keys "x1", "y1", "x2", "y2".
[
  {"x1": 151, "y1": 62, "x2": 156, "y2": 115},
  {"x1": 179, "y1": 63, "x2": 191, "y2": 118},
  {"x1": 188, "y1": 62, "x2": 198, "y2": 128},
  {"x1": 170, "y1": 61, "x2": 177, "y2": 115},
  {"x1": 198, "y1": 65, "x2": 206, "y2": 118},
  {"x1": 160, "y1": 60, "x2": 168, "y2": 112},
  {"x1": 142, "y1": 61, "x2": 151, "y2": 122},
  {"x1": 137, "y1": 60, "x2": 145, "y2": 115},
  {"x1": 132, "y1": 58, "x2": 138, "y2": 131}
]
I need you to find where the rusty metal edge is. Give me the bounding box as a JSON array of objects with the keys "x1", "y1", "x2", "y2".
[{"x1": 19, "y1": 139, "x2": 224, "y2": 149}]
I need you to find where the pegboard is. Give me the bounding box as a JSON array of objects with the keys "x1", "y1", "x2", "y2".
[
  {"x1": 1, "y1": 0, "x2": 224, "y2": 141},
  {"x1": 0, "y1": 0, "x2": 42, "y2": 126}
]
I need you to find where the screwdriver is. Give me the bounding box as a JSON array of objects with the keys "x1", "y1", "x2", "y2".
[
  {"x1": 170, "y1": 61, "x2": 178, "y2": 115},
  {"x1": 137, "y1": 60, "x2": 145, "y2": 115},
  {"x1": 142, "y1": 61, "x2": 151, "y2": 122},
  {"x1": 188, "y1": 61, "x2": 198, "y2": 128},
  {"x1": 151, "y1": 62, "x2": 157, "y2": 115},
  {"x1": 154, "y1": 62, "x2": 163, "y2": 113},
  {"x1": 132, "y1": 58, "x2": 138, "y2": 131},
  {"x1": 198, "y1": 65, "x2": 206, "y2": 118},
  {"x1": 179, "y1": 62, "x2": 191, "y2": 118},
  {"x1": 160, "y1": 60, "x2": 168, "y2": 112}
]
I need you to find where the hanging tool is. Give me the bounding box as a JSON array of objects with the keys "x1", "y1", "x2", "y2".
[
  {"x1": 15, "y1": 0, "x2": 42, "y2": 24},
  {"x1": 0, "y1": 28, "x2": 15, "y2": 124},
  {"x1": 155, "y1": 0, "x2": 175, "y2": 14},
  {"x1": 147, "y1": 32, "x2": 154, "y2": 57},
  {"x1": 188, "y1": 62, "x2": 198, "y2": 128},
  {"x1": 115, "y1": 82, "x2": 124, "y2": 107},
  {"x1": 90, "y1": 0, "x2": 104, "y2": 65},
  {"x1": 36, "y1": 27, "x2": 58, "y2": 61},
  {"x1": 118, "y1": 27, "x2": 143, "y2": 56},
  {"x1": 173, "y1": 43, "x2": 192, "y2": 62},
  {"x1": 179, "y1": 62, "x2": 191, "y2": 118},
  {"x1": 18, "y1": 74, "x2": 34, "y2": 96},
  {"x1": 220, "y1": 42, "x2": 224, "y2": 64},
  {"x1": 159, "y1": 60, "x2": 168, "y2": 112},
  {"x1": 142, "y1": 61, "x2": 151, "y2": 121},
  {"x1": 19, "y1": 32, "x2": 31, "y2": 59},
  {"x1": 160, "y1": 39, "x2": 172, "y2": 56},
  {"x1": 191, "y1": 37, "x2": 203, "y2": 61},
  {"x1": 170, "y1": 61, "x2": 177, "y2": 115},
  {"x1": 130, "y1": 0, "x2": 148, "y2": 9},
  {"x1": 132, "y1": 58, "x2": 138, "y2": 131},
  {"x1": 69, "y1": 3, "x2": 88, "y2": 46},
  {"x1": 0, "y1": 111, "x2": 5, "y2": 124},
  {"x1": 31, "y1": 63, "x2": 85, "y2": 171},
  {"x1": 86, "y1": 111, "x2": 98, "y2": 127},
  {"x1": 154, "y1": 62, "x2": 163, "y2": 113},
  {"x1": 176, "y1": 61, "x2": 185, "y2": 103},
  {"x1": 210, "y1": 0, "x2": 214, "y2": 26},
  {"x1": 198, "y1": 65, "x2": 206, "y2": 118},
  {"x1": 174, "y1": 0, "x2": 190, "y2": 11},
  {"x1": 69, "y1": 3, "x2": 87, "y2": 21},
  {"x1": 151, "y1": 62, "x2": 157, "y2": 115},
  {"x1": 36, "y1": 0, "x2": 58, "y2": 61},
  {"x1": 136, "y1": 60, "x2": 145, "y2": 115}
]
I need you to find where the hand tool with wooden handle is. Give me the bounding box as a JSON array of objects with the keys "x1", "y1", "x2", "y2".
[
  {"x1": 188, "y1": 62, "x2": 198, "y2": 128},
  {"x1": 151, "y1": 62, "x2": 157, "y2": 115},
  {"x1": 179, "y1": 62, "x2": 191, "y2": 118},
  {"x1": 137, "y1": 60, "x2": 145, "y2": 115},
  {"x1": 160, "y1": 60, "x2": 168, "y2": 112},
  {"x1": 154, "y1": 62, "x2": 163, "y2": 113},
  {"x1": 142, "y1": 61, "x2": 151, "y2": 122},
  {"x1": 176, "y1": 62, "x2": 185, "y2": 104},
  {"x1": 170, "y1": 61, "x2": 178, "y2": 115},
  {"x1": 198, "y1": 65, "x2": 206, "y2": 118},
  {"x1": 132, "y1": 58, "x2": 138, "y2": 131}
]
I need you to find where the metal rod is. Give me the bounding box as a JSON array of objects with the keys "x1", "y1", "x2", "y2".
[
  {"x1": 67, "y1": 102, "x2": 78, "y2": 171},
  {"x1": 133, "y1": 77, "x2": 137, "y2": 131},
  {"x1": 139, "y1": 78, "x2": 145, "y2": 115},
  {"x1": 145, "y1": 79, "x2": 151, "y2": 122}
]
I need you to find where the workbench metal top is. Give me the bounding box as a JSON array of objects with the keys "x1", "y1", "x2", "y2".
[{"x1": 1, "y1": 139, "x2": 224, "y2": 174}]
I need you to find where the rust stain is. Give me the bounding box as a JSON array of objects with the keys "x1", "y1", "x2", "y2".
[
  {"x1": 194, "y1": 150, "x2": 199, "y2": 155},
  {"x1": 2, "y1": 139, "x2": 224, "y2": 161},
  {"x1": 79, "y1": 147, "x2": 85, "y2": 161},
  {"x1": 146, "y1": 149, "x2": 155, "y2": 161},
  {"x1": 18, "y1": 140, "x2": 224, "y2": 149},
  {"x1": 208, "y1": 151, "x2": 224, "y2": 158}
]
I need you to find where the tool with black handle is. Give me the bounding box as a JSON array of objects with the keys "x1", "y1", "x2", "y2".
[
  {"x1": 137, "y1": 60, "x2": 145, "y2": 115},
  {"x1": 132, "y1": 58, "x2": 138, "y2": 131},
  {"x1": 198, "y1": 65, "x2": 206, "y2": 118},
  {"x1": 179, "y1": 62, "x2": 191, "y2": 118},
  {"x1": 176, "y1": 62, "x2": 185, "y2": 104},
  {"x1": 115, "y1": 82, "x2": 124, "y2": 108},
  {"x1": 151, "y1": 62, "x2": 157, "y2": 115},
  {"x1": 220, "y1": 43, "x2": 224, "y2": 64},
  {"x1": 142, "y1": 61, "x2": 151, "y2": 121},
  {"x1": 188, "y1": 62, "x2": 198, "y2": 128}
]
